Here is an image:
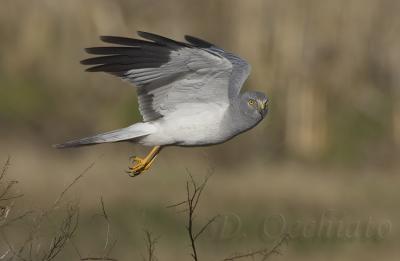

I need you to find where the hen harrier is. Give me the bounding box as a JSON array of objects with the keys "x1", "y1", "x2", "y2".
[{"x1": 55, "y1": 31, "x2": 269, "y2": 176}]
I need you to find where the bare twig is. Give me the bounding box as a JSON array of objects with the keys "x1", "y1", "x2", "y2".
[
  {"x1": 0, "y1": 193, "x2": 24, "y2": 201},
  {"x1": 99, "y1": 197, "x2": 118, "y2": 259},
  {"x1": 0, "y1": 181, "x2": 22, "y2": 201},
  {"x1": 79, "y1": 253, "x2": 118, "y2": 260},
  {"x1": 0, "y1": 249, "x2": 9, "y2": 259},
  {"x1": 1, "y1": 209, "x2": 34, "y2": 228},
  {"x1": 0, "y1": 157, "x2": 28, "y2": 230},
  {"x1": 79, "y1": 197, "x2": 118, "y2": 261},
  {"x1": 142, "y1": 230, "x2": 159, "y2": 261},
  {"x1": 169, "y1": 172, "x2": 217, "y2": 261},
  {"x1": 71, "y1": 240, "x2": 83, "y2": 259},
  {"x1": 34, "y1": 160, "x2": 94, "y2": 235},
  {"x1": 0, "y1": 157, "x2": 23, "y2": 214},
  {"x1": 0, "y1": 156, "x2": 11, "y2": 181},
  {"x1": 1, "y1": 229, "x2": 29, "y2": 261},
  {"x1": 194, "y1": 215, "x2": 220, "y2": 241},
  {"x1": 166, "y1": 200, "x2": 187, "y2": 209},
  {"x1": 223, "y1": 234, "x2": 290, "y2": 261},
  {"x1": 42, "y1": 205, "x2": 80, "y2": 261},
  {"x1": 0, "y1": 158, "x2": 94, "y2": 261},
  {"x1": 100, "y1": 197, "x2": 111, "y2": 252},
  {"x1": 52, "y1": 161, "x2": 96, "y2": 210}
]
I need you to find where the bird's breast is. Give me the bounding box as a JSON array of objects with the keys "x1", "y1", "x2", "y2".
[{"x1": 140, "y1": 103, "x2": 234, "y2": 146}]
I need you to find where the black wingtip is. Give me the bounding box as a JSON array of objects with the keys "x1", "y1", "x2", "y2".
[
  {"x1": 137, "y1": 31, "x2": 191, "y2": 47},
  {"x1": 80, "y1": 58, "x2": 91, "y2": 65},
  {"x1": 84, "y1": 65, "x2": 107, "y2": 72},
  {"x1": 99, "y1": 35, "x2": 120, "y2": 45},
  {"x1": 99, "y1": 35, "x2": 112, "y2": 41},
  {"x1": 99, "y1": 35, "x2": 158, "y2": 47},
  {"x1": 85, "y1": 66, "x2": 98, "y2": 72},
  {"x1": 84, "y1": 47, "x2": 96, "y2": 54},
  {"x1": 99, "y1": 35, "x2": 126, "y2": 44},
  {"x1": 184, "y1": 35, "x2": 215, "y2": 48},
  {"x1": 137, "y1": 31, "x2": 152, "y2": 38},
  {"x1": 137, "y1": 31, "x2": 170, "y2": 42}
]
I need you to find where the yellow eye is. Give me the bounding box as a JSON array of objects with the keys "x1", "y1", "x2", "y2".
[{"x1": 248, "y1": 99, "x2": 256, "y2": 106}]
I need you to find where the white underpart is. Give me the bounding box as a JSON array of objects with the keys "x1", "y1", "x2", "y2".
[{"x1": 139, "y1": 102, "x2": 231, "y2": 146}]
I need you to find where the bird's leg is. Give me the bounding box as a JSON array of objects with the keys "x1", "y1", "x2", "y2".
[{"x1": 127, "y1": 146, "x2": 161, "y2": 177}]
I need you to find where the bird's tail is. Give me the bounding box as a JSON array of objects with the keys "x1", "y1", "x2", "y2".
[{"x1": 53, "y1": 123, "x2": 155, "y2": 149}]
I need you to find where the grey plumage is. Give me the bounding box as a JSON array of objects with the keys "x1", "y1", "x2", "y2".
[
  {"x1": 54, "y1": 123, "x2": 155, "y2": 148},
  {"x1": 55, "y1": 32, "x2": 269, "y2": 149}
]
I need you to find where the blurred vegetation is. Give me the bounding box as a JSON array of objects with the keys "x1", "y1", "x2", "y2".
[{"x1": 0, "y1": 1, "x2": 400, "y2": 260}]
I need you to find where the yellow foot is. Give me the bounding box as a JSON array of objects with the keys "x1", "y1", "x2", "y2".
[
  {"x1": 125, "y1": 146, "x2": 161, "y2": 178},
  {"x1": 126, "y1": 156, "x2": 150, "y2": 177}
]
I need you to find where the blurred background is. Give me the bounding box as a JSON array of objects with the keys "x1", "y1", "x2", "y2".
[{"x1": 1, "y1": 0, "x2": 399, "y2": 260}]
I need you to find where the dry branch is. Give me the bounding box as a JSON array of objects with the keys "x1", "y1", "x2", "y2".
[
  {"x1": 79, "y1": 197, "x2": 118, "y2": 261},
  {"x1": 142, "y1": 230, "x2": 159, "y2": 261},
  {"x1": 43, "y1": 205, "x2": 80, "y2": 261},
  {"x1": 79, "y1": 250, "x2": 119, "y2": 260},
  {"x1": 0, "y1": 158, "x2": 95, "y2": 261},
  {"x1": 168, "y1": 172, "x2": 218, "y2": 261},
  {"x1": 223, "y1": 234, "x2": 289, "y2": 261}
]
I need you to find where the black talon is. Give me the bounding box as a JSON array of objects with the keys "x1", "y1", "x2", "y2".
[
  {"x1": 129, "y1": 155, "x2": 139, "y2": 163},
  {"x1": 126, "y1": 169, "x2": 137, "y2": 177}
]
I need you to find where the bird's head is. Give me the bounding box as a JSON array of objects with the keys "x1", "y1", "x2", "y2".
[{"x1": 239, "y1": 91, "x2": 269, "y2": 121}]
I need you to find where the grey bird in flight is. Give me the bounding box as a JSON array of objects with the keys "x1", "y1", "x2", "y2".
[{"x1": 55, "y1": 31, "x2": 269, "y2": 176}]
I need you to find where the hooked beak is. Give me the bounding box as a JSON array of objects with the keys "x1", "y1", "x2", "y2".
[{"x1": 258, "y1": 100, "x2": 269, "y2": 117}]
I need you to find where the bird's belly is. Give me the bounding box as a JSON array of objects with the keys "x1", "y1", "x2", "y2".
[{"x1": 140, "y1": 104, "x2": 232, "y2": 146}]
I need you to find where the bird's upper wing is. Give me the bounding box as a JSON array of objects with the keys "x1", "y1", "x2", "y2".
[
  {"x1": 81, "y1": 31, "x2": 250, "y2": 122},
  {"x1": 184, "y1": 35, "x2": 251, "y2": 99}
]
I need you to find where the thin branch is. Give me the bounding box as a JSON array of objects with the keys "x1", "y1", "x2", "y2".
[
  {"x1": 0, "y1": 156, "x2": 11, "y2": 181},
  {"x1": 0, "y1": 181, "x2": 20, "y2": 200},
  {"x1": 42, "y1": 205, "x2": 80, "y2": 261},
  {"x1": 105, "y1": 239, "x2": 118, "y2": 259},
  {"x1": 70, "y1": 240, "x2": 83, "y2": 259},
  {"x1": 186, "y1": 177, "x2": 198, "y2": 261},
  {"x1": 0, "y1": 193, "x2": 24, "y2": 202},
  {"x1": 143, "y1": 230, "x2": 159, "y2": 261},
  {"x1": 0, "y1": 159, "x2": 93, "y2": 261},
  {"x1": 0, "y1": 230, "x2": 28, "y2": 261},
  {"x1": 52, "y1": 161, "x2": 96, "y2": 210},
  {"x1": 166, "y1": 200, "x2": 187, "y2": 209},
  {"x1": 194, "y1": 215, "x2": 220, "y2": 240},
  {"x1": 81, "y1": 257, "x2": 118, "y2": 261},
  {"x1": 0, "y1": 158, "x2": 23, "y2": 207},
  {"x1": 223, "y1": 233, "x2": 289, "y2": 261},
  {"x1": 23, "y1": 161, "x2": 95, "y2": 260},
  {"x1": 1, "y1": 210, "x2": 34, "y2": 228},
  {"x1": 168, "y1": 171, "x2": 215, "y2": 261},
  {"x1": 100, "y1": 197, "x2": 111, "y2": 252},
  {"x1": 0, "y1": 249, "x2": 9, "y2": 259},
  {"x1": 100, "y1": 197, "x2": 118, "y2": 259},
  {"x1": 79, "y1": 196, "x2": 118, "y2": 261}
]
